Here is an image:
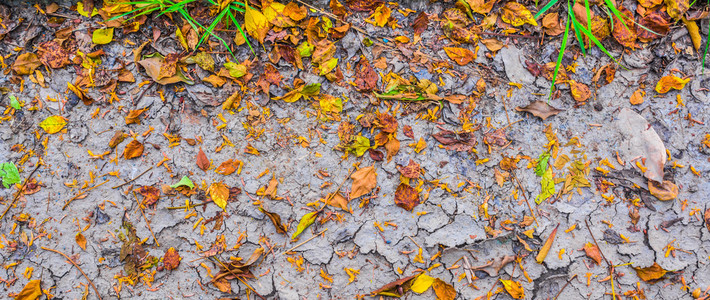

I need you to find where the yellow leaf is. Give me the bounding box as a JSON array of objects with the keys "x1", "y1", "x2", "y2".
[
  {"x1": 92, "y1": 28, "x2": 114, "y2": 45},
  {"x1": 14, "y1": 280, "x2": 42, "y2": 300},
  {"x1": 372, "y1": 5, "x2": 391, "y2": 27},
  {"x1": 682, "y1": 18, "x2": 701, "y2": 51},
  {"x1": 634, "y1": 262, "x2": 668, "y2": 282},
  {"x1": 500, "y1": 279, "x2": 525, "y2": 299},
  {"x1": 245, "y1": 6, "x2": 269, "y2": 43},
  {"x1": 39, "y1": 115, "x2": 67, "y2": 134},
  {"x1": 208, "y1": 182, "x2": 230, "y2": 210},
  {"x1": 75, "y1": 232, "x2": 87, "y2": 250},
  {"x1": 432, "y1": 278, "x2": 456, "y2": 300},
  {"x1": 536, "y1": 224, "x2": 559, "y2": 263},
  {"x1": 501, "y1": 2, "x2": 538, "y2": 27},
  {"x1": 655, "y1": 75, "x2": 690, "y2": 93},
  {"x1": 410, "y1": 274, "x2": 435, "y2": 293},
  {"x1": 292, "y1": 211, "x2": 318, "y2": 239},
  {"x1": 76, "y1": 2, "x2": 98, "y2": 17},
  {"x1": 444, "y1": 47, "x2": 475, "y2": 65},
  {"x1": 629, "y1": 89, "x2": 645, "y2": 105}
]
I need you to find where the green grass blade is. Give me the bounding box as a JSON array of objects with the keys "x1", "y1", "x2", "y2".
[
  {"x1": 569, "y1": 11, "x2": 618, "y2": 63},
  {"x1": 550, "y1": 16, "x2": 571, "y2": 98},
  {"x1": 568, "y1": 6, "x2": 587, "y2": 55},
  {"x1": 534, "y1": 0, "x2": 560, "y2": 19},
  {"x1": 227, "y1": 8, "x2": 255, "y2": 54},
  {"x1": 602, "y1": 0, "x2": 632, "y2": 34},
  {"x1": 584, "y1": 0, "x2": 591, "y2": 32},
  {"x1": 703, "y1": 0, "x2": 710, "y2": 73}
]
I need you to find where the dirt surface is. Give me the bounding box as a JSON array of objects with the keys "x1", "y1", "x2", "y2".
[{"x1": 1, "y1": 0, "x2": 710, "y2": 299}]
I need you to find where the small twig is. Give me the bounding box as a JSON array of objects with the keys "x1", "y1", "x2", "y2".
[
  {"x1": 62, "y1": 179, "x2": 109, "y2": 210},
  {"x1": 0, "y1": 162, "x2": 42, "y2": 221},
  {"x1": 327, "y1": 167, "x2": 355, "y2": 204},
  {"x1": 112, "y1": 166, "x2": 154, "y2": 189},
  {"x1": 584, "y1": 219, "x2": 610, "y2": 267},
  {"x1": 133, "y1": 192, "x2": 159, "y2": 246},
  {"x1": 511, "y1": 171, "x2": 539, "y2": 226},
  {"x1": 42, "y1": 247, "x2": 102, "y2": 300},
  {"x1": 280, "y1": 229, "x2": 328, "y2": 255},
  {"x1": 553, "y1": 274, "x2": 578, "y2": 300},
  {"x1": 166, "y1": 202, "x2": 208, "y2": 210}
]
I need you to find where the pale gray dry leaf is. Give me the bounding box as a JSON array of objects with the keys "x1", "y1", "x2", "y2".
[
  {"x1": 614, "y1": 108, "x2": 667, "y2": 183},
  {"x1": 515, "y1": 101, "x2": 563, "y2": 120},
  {"x1": 470, "y1": 255, "x2": 516, "y2": 277}
]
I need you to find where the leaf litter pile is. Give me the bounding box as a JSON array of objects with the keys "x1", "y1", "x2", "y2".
[{"x1": 0, "y1": 0, "x2": 709, "y2": 299}]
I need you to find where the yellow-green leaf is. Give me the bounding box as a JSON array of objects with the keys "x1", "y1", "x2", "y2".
[
  {"x1": 291, "y1": 211, "x2": 318, "y2": 239},
  {"x1": 208, "y1": 182, "x2": 230, "y2": 211},
  {"x1": 92, "y1": 28, "x2": 114, "y2": 45},
  {"x1": 500, "y1": 279, "x2": 525, "y2": 299},
  {"x1": 39, "y1": 115, "x2": 67, "y2": 134},
  {"x1": 535, "y1": 167, "x2": 555, "y2": 204},
  {"x1": 319, "y1": 58, "x2": 338, "y2": 75},
  {"x1": 410, "y1": 274, "x2": 435, "y2": 293}
]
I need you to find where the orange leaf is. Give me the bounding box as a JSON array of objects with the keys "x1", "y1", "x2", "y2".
[
  {"x1": 14, "y1": 279, "x2": 42, "y2": 300},
  {"x1": 444, "y1": 47, "x2": 475, "y2": 65},
  {"x1": 629, "y1": 89, "x2": 645, "y2": 105},
  {"x1": 583, "y1": 242, "x2": 602, "y2": 265},
  {"x1": 648, "y1": 180, "x2": 678, "y2": 201},
  {"x1": 536, "y1": 223, "x2": 559, "y2": 263},
  {"x1": 123, "y1": 140, "x2": 144, "y2": 159},
  {"x1": 569, "y1": 80, "x2": 590, "y2": 102},
  {"x1": 136, "y1": 185, "x2": 161, "y2": 206},
  {"x1": 634, "y1": 262, "x2": 668, "y2": 282},
  {"x1": 655, "y1": 75, "x2": 690, "y2": 93},
  {"x1": 215, "y1": 159, "x2": 239, "y2": 175},
  {"x1": 196, "y1": 147, "x2": 210, "y2": 171},
  {"x1": 394, "y1": 183, "x2": 420, "y2": 211},
  {"x1": 350, "y1": 165, "x2": 377, "y2": 199},
  {"x1": 163, "y1": 247, "x2": 181, "y2": 271},
  {"x1": 75, "y1": 232, "x2": 87, "y2": 250},
  {"x1": 432, "y1": 278, "x2": 456, "y2": 300},
  {"x1": 125, "y1": 108, "x2": 147, "y2": 125}
]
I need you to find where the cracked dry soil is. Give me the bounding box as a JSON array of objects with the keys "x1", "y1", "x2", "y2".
[{"x1": 1, "y1": 0, "x2": 710, "y2": 299}]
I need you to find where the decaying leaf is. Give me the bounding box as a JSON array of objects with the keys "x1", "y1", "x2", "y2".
[
  {"x1": 137, "y1": 53, "x2": 194, "y2": 85},
  {"x1": 412, "y1": 12, "x2": 429, "y2": 35},
  {"x1": 500, "y1": 279, "x2": 525, "y2": 299},
  {"x1": 196, "y1": 148, "x2": 210, "y2": 171},
  {"x1": 212, "y1": 247, "x2": 264, "y2": 287},
  {"x1": 583, "y1": 242, "x2": 603, "y2": 265},
  {"x1": 665, "y1": 0, "x2": 690, "y2": 19},
  {"x1": 569, "y1": 80, "x2": 591, "y2": 102},
  {"x1": 432, "y1": 278, "x2": 456, "y2": 300},
  {"x1": 208, "y1": 182, "x2": 230, "y2": 210},
  {"x1": 470, "y1": 255, "x2": 515, "y2": 276},
  {"x1": 637, "y1": 12, "x2": 670, "y2": 42},
  {"x1": 536, "y1": 223, "x2": 559, "y2": 263},
  {"x1": 14, "y1": 280, "x2": 42, "y2": 300},
  {"x1": 354, "y1": 57, "x2": 378, "y2": 92},
  {"x1": 371, "y1": 273, "x2": 420, "y2": 297},
  {"x1": 39, "y1": 115, "x2": 67, "y2": 134},
  {"x1": 12, "y1": 53, "x2": 42, "y2": 75},
  {"x1": 612, "y1": 6, "x2": 637, "y2": 48},
  {"x1": 655, "y1": 75, "x2": 690, "y2": 93},
  {"x1": 515, "y1": 101, "x2": 563, "y2": 120},
  {"x1": 125, "y1": 108, "x2": 147, "y2": 125},
  {"x1": 292, "y1": 211, "x2": 319, "y2": 239},
  {"x1": 634, "y1": 262, "x2": 668, "y2": 282},
  {"x1": 648, "y1": 180, "x2": 678, "y2": 201},
  {"x1": 615, "y1": 108, "x2": 667, "y2": 182},
  {"x1": 501, "y1": 2, "x2": 538, "y2": 27},
  {"x1": 630, "y1": 89, "x2": 645, "y2": 105},
  {"x1": 703, "y1": 208, "x2": 710, "y2": 233},
  {"x1": 123, "y1": 140, "x2": 144, "y2": 159},
  {"x1": 259, "y1": 207, "x2": 287, "y2": 234},
  {"x1": 444, "y1": 47, "x2": 475, "y2": 65},
  {"x1": 682, "y1": 18, "x2": 701, "y2": 51},
  {"x1": 350, "y1": 165, "x2": 377, "y2": 199},
  {"x1": 394, "y1": 183, "x2": 420, "y2": 211},
  {"x1": 136, "y1": 186, "x2": 161, "y2": 206},
  {"x1": 397, "y1": 160, "x2": 421, "y2": 179},
  {"x1": 215, "y1": 159, "x2": 240, "y2": 175},
  {"x1": 163, "y1": 247, "x2": 181, "y2": 270},
  {"x1": 76, "y1": 232, "x2": 87, "y2": 250}
]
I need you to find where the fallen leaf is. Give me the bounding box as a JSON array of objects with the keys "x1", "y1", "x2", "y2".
[
  {"x1": 292, "y1": 211, "x2": 318, "y2": 239},
  {"x1": 637, "y1": 12, "x2": 670, "y2": 42},
  {"x1": 569, "y1": 80, "x2": 591, "y2": 102},
  {"x1": 612, "y1": 6, "x2": 637, "y2": 48},
  {"x1": 648, "y1": 180, "x2": 679, "y2": 201},
  {"x1": 542, "y1": 13, "x2": 565, "y2": 36},
  {"x1": 163, "y1": 247, "x2": 181, "y2": 271},
  {"x1": 703, "y1": 208, "x2": 710, "y2": 232},
  {"x1": 123, "y1": 140, "x2": 144, "y2": 159},
  {"x1": 371, "y1": 273, "x2": 419, "y2": 297},
  {"x1": 264, "y1": 176, "x2": 279, "y2": 199},
  {"x1": 350, "y1": 165, "x2": 377, "y2": 199},
  {"x1": 500, "y1": 279, "x2": 525, "y2": 299},
  {"x1": 583, "y1": 242, "x2": 603, "y2": 265},
  {"x1": 432, "y1": 278, "x2": 456, "y2": 300},
  {"x1": 634, "y1": 262, "x2": 668, "y2": 282},
  {"x1": 481, "y1": 38, "x2": 504, "y2": 52},
  {"x1": 536, "y1": 223, "x2": 559, "y2": 263},
  {"x1": 14, "y1": 279, "x2": 42, "y2": 300},
  {"x1": 67, "y1": 83, "x2": 94, "y2": 105},
  {"x1": 39, "y1": 115, "x2": 67, "y2": 134},
  {"x1": 37, "y1": 40, "x2": 72, "y2": 69},
  {"x1": 245, "y1": 5, "x2": 270, "y2": 43},
  {"x1": 665, "y1": 0, "x2": 690, "y2": 19},
  {"x1": 515, "y1": 101, "x2": 563, "y2": 120},
  {"x1": 501, "y1": 2, "x2": 538, "y2": 27},
  {"x1": 196, "y1": 148, "x2": 210, "y2": 171},
  {"x1": 170, "y1": 176, "x2": 195, "y2": 189},
  {"x1": 109, "y1": 130, "x2": 127, "y2": 149},
  {"x1": 444, "y1": 47, "x2": 475, "y2": 65},
  {"x1": 125, "y1": 108, "x2": 147, "y2": 125},
  {"x1": 397, "y1": 160, "x2": 421, "y2": 179},
  {"x1": 208, "y1": 182, "x2": 230, "y2": 210},
  {"x1": 615, "y1": 108, "x2": 667, "y2": 182},
  {"x1": 467, "y1": 0, "x2": 497, "y2": 14},
  {"x1": 327, "y1": 192, "x2": 350, "y2": 212},
  {"x1": 410, "y1": 274, "x2": 435, "y2": 293},
  {"x1": 630, "y1": 89, "x2": 645, "y2": 105},
  {"x1": 12, "y1": 53, "x2": 42, "y2": 75},
  {"x1": 259, "y1": 207, "x2": 287, "y2": 234},
  {"x1": 372, "y1": 4, "x2": 391, "y2": 27},
  {"x1": 395, "y1": 183, "x2": 420, "y2": 211},
  {"x1": 92, "y1": 27, "x2": 114, "y2": 44},
  {"x1": 638, "y1": 0, "x2": 662, "y2": 8},
  {"x1": 470, "y1": 255, "x2": 516, "y2": 276},
  {"x1": 76, "y1": 232, "x2": 87, "y2": 250},
  {"x1": 655, "y1": 75, "x2": 690, "y2": 93},
  {"x1": 535, "y1": 167, "x2": 555, "y2": 204},
  {"x1": 136, "y1": 186, "x2": 161, "y2": 206},
  {"x1": 682, "y1": 17, "x2": 701, "y2": 51},
  {"x1": 354, "y1": 58, "x2": 378, "y2": 92},
  {"x1": 215, "y1": 159, "x2": 239, "y2": 175},
  {"x1": 137, "y1": 53, "x2": 194, "y2": 85},
  {"x1": 412, "y1": 12, "x2": 429, "y2": 35}
]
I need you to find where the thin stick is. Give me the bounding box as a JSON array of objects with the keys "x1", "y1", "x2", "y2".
[
  {"x1": 0, "y1": 162, "x2": 42, "y2": 220},
  {"x1": 42, "y1": 247, "x2": 102, "y2": 300},
  {"x1": 553, "y1": 274, "x2": 578, "y2": 300},
  {"x1": 280, "y1": 229, "x2": 328, "y2": 255},
  {"x1": 327, "y1": 167, "x2": 355, "y2": 204},
  {"x1": 62, "y1": 179, "x2": 109, "y2": 210},
  {"x1": 584, "y1": 219, "x2": 610, "y2": 267},
  {"x1": 511, "y1": 171, "x2": 539, "y2": 226},
  {"x1": 133, "y1": 192, "x2": 159, "y2": 246},
  {"x1": 112, "y1": 166, "x2": 154, "y2": 189},
  {"x1": 166, "y1": 202, "x2": 208, "y2": 210}
]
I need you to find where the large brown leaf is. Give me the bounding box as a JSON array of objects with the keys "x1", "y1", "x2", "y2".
[
  {"x1": 515, "y1": 101, "x2": 563, "y2": 120},
  {"x1": 350, "y1": 165, "x2": 377, "y2": 199},
  {"x1": 394, "y1": 183, "x2": 420, "y2": 211}
]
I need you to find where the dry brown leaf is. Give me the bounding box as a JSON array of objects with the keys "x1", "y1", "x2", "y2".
[
  {"x1": 354, "y1": 57, "x2": 378, "y2": 92},
  {"x1": 394, "y1": 183, "x2": 420, "y2": 211},
  {"x1": 648, "y1": 180, "x2": 679, "y2": 201},
  {"x1": 481, "y1": 38, "x2": 504, "y2": 52},
  {"x1": 37, "y1": 40, "x2": 72, "y2": 69},
  {"x1": 163, "y1": 247, "x2": 181, "y2": 270},
  {"x1": 215, "y1": 159, "x2": 239, "y2": 175},
  {"x1": 536, "y1": 224, "x2": 559, "y2": 263},
  {"x1": 630, "y1": 89, "x2": 645, "y2": 105},
  {"x1": 500, "y1": 279, "x2": 525, "y2": 299},
  {"x1": 125, "y1": 108, "x2": 147, "y2": 125},
  {"x1": 655, "y1": 75, "x2": 690, "y2": 93},
  {"x1": 638, "y1": 12, "x2": 670, "y2": 42},
  {"x1": 76, "y1": 232, "x2": 87, "y2": 250},
  {"x1": 444, "y1": 47, "x2": 475, "y2": 65},
  {"x1": 412, "y1": 11, "x2": 429, "y2": 35},
  {"x1": 612, "y1": 7, "x2": 637, "y2": 48},
  {"x1": 542, "y1": 13, "x2": 565, "y2": 36},
  {"x1": 470, "y1": 255, "x2": 515, "y2": 276},
  {"x1": 583, "y1": 242, "x2": 603, "y2": 265},
  {"x1": 259, "y1": 207, "x2": 287, "y2": 234},
  {"x1": 704, "y1": 208, "x2": 710, "y2": 232},
  {"x1": 432, "y1": 278, "x2": 456, "y2": 300},
  {"x1": 384, "y1": 136, "x2": 400, "y2": 162},
  {"x1": 264, "y1": 176, "x2": 279, "y2": 199},
  {"x1": 136, "y1": 185, "x2": 161, "y2": 206},
  {"x1": 327, "y1": 192, "x2": 350, "y2": 212},
  {"x1": 196, "y1": 147, "x2": 210, "y2": 171},
  {"x1": 12, "y1": 53, "x2": 42, "y2": 75},
  {"x1": 569, "y1": 80, "x2": 591, "y2": 102},
  {"x1": 397, "y1": 160, "x2": 421, "y2": 179},
  {"x1": 350, "y1": 165, "x2": 377, "y2": 199},
  {"x1": 109, "y1": 130, "x2": 127, "y2": 149},
  {"x1": 137, "y1": 55, "x2": 194, "y2": 85},
  {"x1": 123, "y1": 140, "x2": 144, "y2": 159},
  {"x1": 634, "y1": 262, "x2": 668, "y2": 282},
  {"x1": 515, "y1": 101, "x2": 563, "y2": 120}
]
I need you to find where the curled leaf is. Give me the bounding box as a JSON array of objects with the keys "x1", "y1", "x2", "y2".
[
  {"x1": 515, "y1": 101, "x2": 563, "y2": 120},
  {"x1": 536, "y1": 223, "x2": 559, "y2": 263},
  {"x1": 259, "y1": 207, "x2": 287, "y2": 234},
  {"x1": 291, "y1": 211, "x2": 319, "y2": 239}
]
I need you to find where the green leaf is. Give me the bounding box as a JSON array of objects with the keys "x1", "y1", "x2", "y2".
[
  {"x1": 9, "y1": 95, "x2": 20, "y2": 110},
  {"x1": 224, "y1": 62, "x2": 247, "y2": 78},
  {"x1": 301, "y1": 83, "x2": 321, "y2": 96},
  {"x1": 0, "y1": 162, "x2": 20, "y2": 188},
  {"x1": 297, "y1": 41, "x2": 314, "y2": 57},
  {"x1": 534, "y1": 152, "x2": 551, "y2": 177},
  {"x1": 170, "y1": 176, "x2": 195, "y2": 189},
  {"x1": 349, "y1": 135, "x2": 371, "y2": 157},
  {"x1": 291, "y1": 211, "x2": 318, "y2": 239},
  {"x1": 535, "y1": 167, "x2": 555, "y2": 204}
]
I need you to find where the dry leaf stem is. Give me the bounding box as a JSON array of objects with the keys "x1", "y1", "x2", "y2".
[
  {"x1": 0, "y1": 162, "x2": 42, "y2": 221},
  {"x1": 62, "y1": 179, "x2": 109, "y2": 210},
  {"x1": 41, "y1": 246, "x2": 103, "y2": 300},
  {"x1": 133, "y1": 192, "x2": 160, "y2": 246},
  {"x1": 112, "y1": 166, "x2": 154, "y2": 189},
  {"x1": 511, "y1": 171, "x2": 539, "y2": 226},
  {"x1": 552, "y1": 274, "x2": 578, "y2": 300},
  {"x1": 280, "y1": 229, "x2": 328, "y2": 255}
]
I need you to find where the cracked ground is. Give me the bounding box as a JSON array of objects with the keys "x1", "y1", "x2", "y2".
[{"x1": 1, "y1": 0, "x2": 710, "y2": 299}]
